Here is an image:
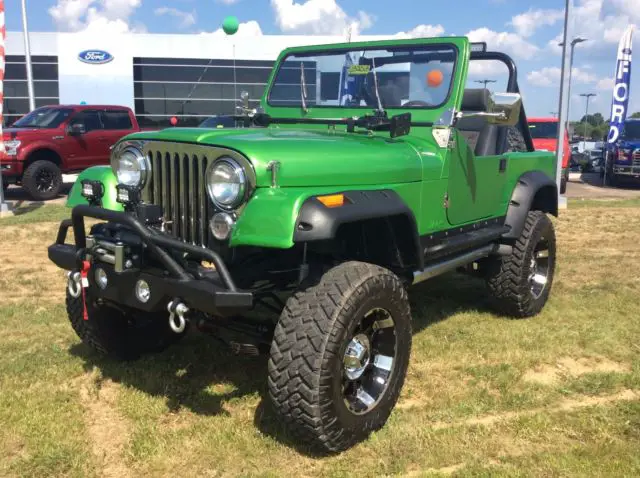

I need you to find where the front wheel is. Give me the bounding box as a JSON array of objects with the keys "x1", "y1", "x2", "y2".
[
  {"x1": 22, "y1": 160, "x2": 62, "y2": 201},
  {"x1": 66, "y1": 289, "x2": 185, "y2": 360},
  {"x1": 268, "y1": 261, "x2": 412, "y2": 452},
  {"x1": 485, "y1": 211, "x2": 556, "y2": 318}
]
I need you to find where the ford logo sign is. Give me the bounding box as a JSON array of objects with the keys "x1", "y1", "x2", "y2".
[{"x1": 78, "y1": 50, "x2": 113, "y2": 65}]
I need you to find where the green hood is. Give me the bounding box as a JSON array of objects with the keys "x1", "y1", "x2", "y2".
[{"x1": 128, "y1": 127, "x2": 425, "y2": 187}]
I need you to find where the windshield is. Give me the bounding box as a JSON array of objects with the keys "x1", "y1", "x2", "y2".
[
  {"x1": 622, "y1": 121, "x2": 640, "y2": 140},
  {"x1": 12, "y1": 107, "x2": 73, "y2": 128},
  {"x1": 268, "y1": 44, "x2": 456, "y2": 110},
  {"x1": 528, "y1": 121, "x2": 558, "y2": 139}
]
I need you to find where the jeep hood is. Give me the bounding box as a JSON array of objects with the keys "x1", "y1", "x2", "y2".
[{"x1": 129, "y1": 127, "x2": 425, "y2": 187}]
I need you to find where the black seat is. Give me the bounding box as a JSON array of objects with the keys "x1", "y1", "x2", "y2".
[{"x1": 456, "y1": 88, "x2": 499, "y2": 157}]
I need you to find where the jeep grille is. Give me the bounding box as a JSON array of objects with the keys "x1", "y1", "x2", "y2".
[{"x1": 140, "y1": 142, "x2": 243, "y2": 247}]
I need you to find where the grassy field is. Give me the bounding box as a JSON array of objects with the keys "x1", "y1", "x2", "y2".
[{"x1": 0, "y1": 200, "x2": 639, "y2": 477}]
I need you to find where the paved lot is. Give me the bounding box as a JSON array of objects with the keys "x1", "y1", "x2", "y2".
[
  {"x1": 566, "y1": 172, "x2": 640, "y2": 199},
  {"x1": 1, "y1": 174, "x2": 77, "y2": 207}
]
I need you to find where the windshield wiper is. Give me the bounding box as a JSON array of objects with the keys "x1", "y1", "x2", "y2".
[
  {"x1": 371, "y1": 57, "x2": 385, "y2": 116},
  {"x1": 300, "y1": 62, "x2": 308, "y2": 113}
]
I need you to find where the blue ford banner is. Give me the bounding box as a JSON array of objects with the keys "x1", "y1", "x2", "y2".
[
  {"x1": 607, "y1": 26, "x2": 634, "y2": 144},
  {"x1": 339, "y1": 53, "x2": 357, "y2": 106},
  {"x1": 78, "y1": 50, "x2": 114, "y2": 65}
]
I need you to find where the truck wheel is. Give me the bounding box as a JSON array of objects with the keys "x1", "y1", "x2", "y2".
[
  {"x1": 66, "y1": 289, "x2": 185, "y2": 360},
  {"x1": 560, "y1": 175, "x2": 567, "y2": 194},
  {"x1": 22, "y1": 160, "x2": 62, "y2": 201},
  {"x1": 268, "y1": 261, "x2": 412, "y2": 452},
  {"x1": 486, "y1": 211, "x2": 556, "y2": 318}
]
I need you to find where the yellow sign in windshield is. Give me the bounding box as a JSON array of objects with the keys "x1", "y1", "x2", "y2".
[{"x1": 348, "y1": 64, "x2": 370, "y2": 76}]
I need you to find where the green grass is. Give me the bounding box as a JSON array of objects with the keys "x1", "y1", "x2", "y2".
[
  {"x1": 0, "y1": 200, "x2": 639, "y2": 476},
  {"x1": 568, "y1": 197, "x2": 640, "y2": 209},
  {"x1": 0, "y1": 203, "x2": 70, "y2": 226}
]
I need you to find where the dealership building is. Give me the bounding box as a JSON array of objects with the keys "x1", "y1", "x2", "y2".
[{"x1": 4, "y1": 31, "x2": 389, "y2": 128}]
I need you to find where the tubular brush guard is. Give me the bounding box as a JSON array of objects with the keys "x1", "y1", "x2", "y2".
[{"x1": 47, "y1": 205, "x2": 253, "y2": 317}]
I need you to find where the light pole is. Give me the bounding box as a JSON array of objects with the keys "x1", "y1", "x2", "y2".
[
  {"x1": 21, "y1": 0, "x2": 35, "y2": 112},
  {"x1": 554, "y1": 0, "x2": 571, "y2": 204},
  {"x1": 475, "y1": 79, "x2": 496, "y2": 89},
  {"x1": 559, "y1": 37, "x2": 587, "y2": 128},
  {"x1": 580, "y1": 93, "x2": 596, "y2": 150}
]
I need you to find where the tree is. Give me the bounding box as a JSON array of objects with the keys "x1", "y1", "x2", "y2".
[
  {"x1": 630, "y1": 112, "x2": 640, "y2": 119},
  {"x1": 580, "y1": 113, "x2": 605, "y2": 126}
]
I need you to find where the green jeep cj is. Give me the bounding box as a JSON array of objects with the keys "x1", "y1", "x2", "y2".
[{"x1": 49, "y1": 37, "x2": 558, "y2": 452}]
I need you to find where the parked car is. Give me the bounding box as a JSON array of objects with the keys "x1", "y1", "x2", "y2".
[
  {"x1": 0, "y1": 105, "x2": 142, "y2": 200},
  {"x1": 528, "y1": 117, "x2": 570, "y2": 193},
  {"x1": 49, "y1": 37, "x2": 558, "y2": 452}
]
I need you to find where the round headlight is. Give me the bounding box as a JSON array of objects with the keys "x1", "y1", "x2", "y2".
[
  {"x1": 206, "y1": 158, "x2": 246, "y2": 209},
  {"x1": 111, "y1": 147, "x2": 149, "y2": 187}
]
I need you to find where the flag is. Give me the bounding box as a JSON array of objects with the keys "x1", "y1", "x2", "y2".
[
  {"x1": 607, "y1": 25, "x2": 634, "y2": 143},
  {"x1": 339, "y1": 53, "x2": 357, "y2": 106}
]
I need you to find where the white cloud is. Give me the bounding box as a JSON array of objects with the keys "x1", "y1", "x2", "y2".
[
  {"x1": 547, "y1": 0, "x2": 637, "y2": 57},
  {"x1": 466, "y1": 27, "x2": 539, "y2": 60},
  {"x1": 394, "y1": 24, "x2": 445, "y2": 39},
  {"x1": 204, "y1": 20, "x2": 263, "y2": 37},
  {"x1": 509, "y1": 8, "x2": 564, "y2": 37},
  {"x1": 527, "y1": 66, "x2": 598, "y2": 87},
  {"x1": 154, "y1": 7, "x2": 196, "y2": 29},
  {"x1": 270, "y1": 0, "x2": 374, "y2": 36},
  {"x1": 596, "y1": 77, "x2": 615, "y2": 91},
  {"x1": 49, "y1": 0, "x2": 144, "y2": 33}
]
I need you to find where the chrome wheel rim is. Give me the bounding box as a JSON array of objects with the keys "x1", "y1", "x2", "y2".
[
  {"x1": 342, "y1": 308, "x2": 397, "y2": 415},
  {"x1": 529, "y1": 237, "x2": 550, "y2": 299},
  {"x1": 36, "y1": 169, "x2": 56, "y2": 193}
]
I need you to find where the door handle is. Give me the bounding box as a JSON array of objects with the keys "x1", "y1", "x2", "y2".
[{"x1": 499, "y1": 157, "x2": 507, "y2": 173}]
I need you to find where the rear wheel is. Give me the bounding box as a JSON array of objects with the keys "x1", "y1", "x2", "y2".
[
  {"x1": 268, "y1": 261, "x2": 412, "y2": 452},
  {"x1": 22, "y1": 160, "x2": 62, "y2": 201},
  {"x1": 485, "y1": 211, "x2": 556, "y2": 318},
  {"x1": 66, "y1": 288, "x2": 185, "y2": 360}
]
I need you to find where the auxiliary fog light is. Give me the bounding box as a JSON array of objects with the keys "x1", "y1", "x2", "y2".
[
  {"x1": 116, "y1": 184, "x2": 142, "y2": 205},
  {"x1": 210, "y1": 212, "x2": 235, "y2": 240},
  {"x1": 94, "y1": 267, "x2": 108, "y2": 290},
  {"x1": 81, "y1": 179, "x2": 104, "y2": 203},
  {"x1": 135, "y1": 279, "x2": 151, "y2": 303}
]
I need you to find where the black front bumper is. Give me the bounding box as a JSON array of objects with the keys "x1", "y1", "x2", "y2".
[{"x1": 48, "y1": 205, "x2": 252, "y2": 316}]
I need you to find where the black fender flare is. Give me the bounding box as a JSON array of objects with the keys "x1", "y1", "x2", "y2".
[
  {"x1": 503, "y1": 170, "x2": 558, "y2": 240},
  {"x1": 293, "y1": 189, "x2": 423, "y2": 269}
]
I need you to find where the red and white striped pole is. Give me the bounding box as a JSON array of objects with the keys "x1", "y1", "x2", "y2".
[{"x1": 0, "y1": 0, "x2": 7, "y2": 214}]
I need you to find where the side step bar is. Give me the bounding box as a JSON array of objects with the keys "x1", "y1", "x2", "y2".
[{"x1": 413, "y1": 244, "x2": 496, "y2": 285}]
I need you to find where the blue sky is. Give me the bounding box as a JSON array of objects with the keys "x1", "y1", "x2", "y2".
[{"x1": 5, "y1": 0, "x2": 640, "y2": 120}]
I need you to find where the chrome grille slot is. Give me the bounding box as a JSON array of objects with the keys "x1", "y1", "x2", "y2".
[{"x1": 633, "y1": 150, "x2": 640, "y2": 167}]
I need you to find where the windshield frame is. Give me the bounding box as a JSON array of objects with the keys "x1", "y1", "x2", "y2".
[
  {"x1": 528, "y1": 121, "x2": 559, "y2": 140},
  {"x1": 266, "y1": 42, "x2": 459, "y2": 111}
]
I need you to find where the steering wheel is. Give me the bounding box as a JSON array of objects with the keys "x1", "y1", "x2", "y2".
[{"x1": 403, "y1": 100, "x2": 431, "y2": 107}]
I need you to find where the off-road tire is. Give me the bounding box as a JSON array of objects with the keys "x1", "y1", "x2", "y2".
[
  {"x1": 486, "y1": 211, "x2": 556, "y2": 318},
  {"x1": 22, "y1": 160, "x2": 62, "y2": 201},
  {"x1": 560, "y1": 173, "x2": 567, "y2": 194},
  {"x1": 66, "y1": 289, "x2": 185, "y2": 360},
  {"x1": 268, "y1": 261, "x2": 412, "y2": 453}
]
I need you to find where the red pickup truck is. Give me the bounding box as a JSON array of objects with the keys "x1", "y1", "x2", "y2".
[{"x1": 1, "y1": 105, "x2": 142, "y2": 201}]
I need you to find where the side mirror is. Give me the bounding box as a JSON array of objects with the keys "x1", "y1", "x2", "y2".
[
  {"x1": 240, "y1": 90, "x2": 250, "y2": 110},
  {"x1": 485, "y1": 92, "x2": 522, "y2": 126},
  {"x1": 68, "y1": 123, "x2": 86, "y2": 135},
  {"x1": 456, "y1": 92, "x2": 523, "y2": 127}
]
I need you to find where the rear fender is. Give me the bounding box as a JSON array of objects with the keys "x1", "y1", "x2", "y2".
[
  {"x1": 66, "y1": 166, "x2": 123, "y2": 211},
  {"x1": 503, "y1": 170, "x2": 557, "y2": 239}
]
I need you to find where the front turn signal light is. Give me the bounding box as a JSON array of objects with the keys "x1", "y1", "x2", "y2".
[{"x1": 317, "y1": 194, "x2": 345, "y2": 208}]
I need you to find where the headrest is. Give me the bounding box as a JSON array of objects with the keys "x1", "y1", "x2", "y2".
[{"x1": 461, "y1": 88, "x2": 490, "y2": 112}]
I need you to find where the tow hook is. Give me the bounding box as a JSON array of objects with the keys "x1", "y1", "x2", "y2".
[
  {"x1": 68, "y1": 271, "x2": 82, "y2": 298},
  {"x1": 167, "y1": 300, "x2": 189, "y2": 334}
]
